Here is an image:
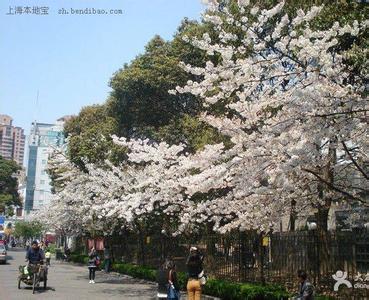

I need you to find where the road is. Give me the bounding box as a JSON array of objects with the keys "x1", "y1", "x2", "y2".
[{"x1": 0, "y1": 248, "x2": 158, "y2": 300}]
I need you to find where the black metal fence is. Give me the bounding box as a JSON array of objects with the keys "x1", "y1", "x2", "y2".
[{"x1": 104, "y1": 230, "x2": 369, "y2": 298}]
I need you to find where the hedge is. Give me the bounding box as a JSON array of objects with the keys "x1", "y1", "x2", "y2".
[
  {"x1": 112, "y1": 262, "x2": 157, "y2": 281},
  {"x1": 70, "y1": 253, "x2": 89, "y2": 264},
  {"x1": 202, "y1": 279, "x2": 289, "y2": 300}
]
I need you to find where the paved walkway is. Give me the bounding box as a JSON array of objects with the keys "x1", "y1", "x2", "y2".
[{"x1": 0, "y1": 248, "x2": 157, "y2": 300}]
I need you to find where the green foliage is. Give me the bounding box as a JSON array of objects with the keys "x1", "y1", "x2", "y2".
[
  {"x1": 203, "y1": 279, "x2": 289, "y2": 300},
  {"x1": 152, "y1": 115, "x2": 231, "y2": 152},
  {"x1": 13, "y1": 221, "x2": 43, "y2": 240},
  {"x1": 112, "y1": 263, "x2": 157, "y2": 281},
  {"x1": 69, "y1": 253, "x2": 89, "y2": 264},
  {"x1": 0, "y1": 156, "x2": 21, "y2": 214},
  {"x1": 63, "y1": 105, "x2": 126, "y2": 169},
  {"x1": 107, "y1": 20, "x2": 228, "y2": 149},
  {"x1": 108, "y1": 33, "x2": 201, "y2": 138},
  {"x1": 46, "y1": 244, "x2": 57, "y2": 254}
]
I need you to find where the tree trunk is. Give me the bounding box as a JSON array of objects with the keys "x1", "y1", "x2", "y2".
[
  {"x1": 138, "y1": 228, "x2": 145, "y2": 266},
  {"x1": 316, "y1": 207, "x2": 329, "y2": 232},
  {"x1": 290, "y1": 200, "x2": 297, "y2": 231},
  {"x1": 314, "y1": 138, "x2": 336, "y2": 284}
]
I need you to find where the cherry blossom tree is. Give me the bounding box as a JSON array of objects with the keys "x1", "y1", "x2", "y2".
[{"x1": 170, "y1": 0, "x2": 369, "y2": 232}]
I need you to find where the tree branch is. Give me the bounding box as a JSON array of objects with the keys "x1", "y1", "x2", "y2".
[
  {"x1": 302, "y1": 168, "x2": 368, "y2": 205},
  {"x1": 341, "y1": 141, "x2": 369, "y2": 180},
  {"x1": 312, "y1": 109, "x2": 369, "y2": 118}
]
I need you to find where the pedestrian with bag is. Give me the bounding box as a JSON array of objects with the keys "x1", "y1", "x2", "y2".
[
  {"x1": 103, "y1": 245, "x2": 111, "y2": 273},
  {"x1": 88, "y1": 247, "x2": 98, "y2": 284},
  {"x1": 293, "y1": 270, "x2": 314, "y2": 300},
  {"x1": 167, "y1": 260, "x2": 180, "y2": 300},
  {"x1": 186, "y1": 247, "x2": 205, "y2": 300}
]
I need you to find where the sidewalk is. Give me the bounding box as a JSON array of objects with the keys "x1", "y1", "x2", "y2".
[
  {"x1": 101, "y1": 270, "x2": 221, "y2": 300},
  {"x1": 66, "y1": 258, "x2": 220, "y2": 300}
]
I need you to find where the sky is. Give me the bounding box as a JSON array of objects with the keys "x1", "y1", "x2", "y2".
[{"x1": 0, "y1": 0, "x2": 205, "y2": 134}]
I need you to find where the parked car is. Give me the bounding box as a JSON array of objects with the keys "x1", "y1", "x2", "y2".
[{"x1": 0, "y1": 244, "x2": 7, "y2": 264}]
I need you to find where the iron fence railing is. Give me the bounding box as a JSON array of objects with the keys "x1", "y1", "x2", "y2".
[{"x1": 93, "y1": 230, "x2": 369, "y2": 298}]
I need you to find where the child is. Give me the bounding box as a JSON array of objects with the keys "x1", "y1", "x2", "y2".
[{"x1": 45, "y1": 249, "x2": 51, "y2": 266}]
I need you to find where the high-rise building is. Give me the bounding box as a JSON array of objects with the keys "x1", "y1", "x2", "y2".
[
  {"x1": 0, "y1": 114, "x2": 26, "y2": 166},
  {"x1": 13, "y1": 127, "x2": 26, "y2": 165},
  {"x1": 24, "y1": 117, "x2": 69, "y2": 213}
]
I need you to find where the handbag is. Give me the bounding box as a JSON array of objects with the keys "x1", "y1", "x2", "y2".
[
  {"x1": 198, "y1": 270, "x2": 207, "y2": 285},
  {"x1": 167, "y1": 270, "x2": 180, "y2": 300},
  {"x1": 167, "y1": 283, "x2": 180, "y2": 299},
  {"x1": 95, "y1": 256, "x2": 101, "y2": 266}
]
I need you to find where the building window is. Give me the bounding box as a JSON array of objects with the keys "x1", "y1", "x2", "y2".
[
  {"x1": 42, "y1": 160, "x2": 47, "y2": 164},
  {"x1": 40, "y1": 180, "x2": 45, "y2": 184},
  {"x1": 41, "y1": 170, "x2": 46, "y2": 175}
]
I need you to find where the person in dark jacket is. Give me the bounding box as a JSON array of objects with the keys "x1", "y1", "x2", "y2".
[
  {"x1": 157, "y1": 261, "x2": 169, "y2": 299},
  {"x1": 25, "y1": 241, "x2": 44, "y2": 264},
  {"x1": 167, "y1": 260, "x2": 180, "y2": 299},
  {"x1": 186, "y1": 247, "x2": 204, "y2": 300},
  {"x1": 103, "y1": 245, "x2": 111, "y2": 273},
  {"x1": 88, "y1": 247, "x2": 98, "y2": 284},
  {"x1": 294, "y1": 270, "x2": 314, "y2": 300}
]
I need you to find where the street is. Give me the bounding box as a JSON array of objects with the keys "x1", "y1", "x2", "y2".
[{"x1": 0, "y1": 248, "x2": 158, "y2": 300}]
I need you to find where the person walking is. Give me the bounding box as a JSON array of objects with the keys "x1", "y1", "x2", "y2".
[
  {"x1": 88, "y1": 247, "x2": 98, "y2": 284},
  {"x1": 167, "y1": 260, "x2": 180, "y2": 300},
  {"x1": 25, "y1": 240, "x2": 30, "y2": 251},
  {"x1": 157, "y1": 260, "x2": 169, "y2": 299},
  {"x1": 186, "y1": 247, "x2": 204, "y2": 300},
  {"x1": 294, "y1": 270, "x2": 314, "y2": 300},
  {"x1": 45, "y1": 248, "x2": 51, "y2": 266},
  {"x1": 103, "y1": 245, "x2": 111, "y2": 273},
  {"x1": 39, "y1": 241, "x2": 45, "y2": 251}
]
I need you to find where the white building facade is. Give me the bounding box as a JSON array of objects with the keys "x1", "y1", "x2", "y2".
[{"x1": 24, "y1": 118, "x2": 68, "y2": 214}]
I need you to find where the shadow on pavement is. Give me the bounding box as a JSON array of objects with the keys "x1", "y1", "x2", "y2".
[
  {"x1": 74, "y1": 273, "x2": 156, "y2": 285},
  {"x1": 19, "y1": 286, "x2": 56, "y2": 294},
  {"x1": 99, "y1": 286, "x2": 157, "y2": 299}
]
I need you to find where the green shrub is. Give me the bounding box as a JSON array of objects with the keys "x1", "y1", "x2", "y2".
[
  {"x1": 201, "y1": 279, "x2": 290, "y2": 300},
  {"x1": 70, "y1": 253, "x2": 89, "y2": 264},
  {"x1": 46, "y1": 244, "x2": 57, "y2": 254},
  {"x1": 112, "y1": 263, "x2": 157, "y2": 281}
]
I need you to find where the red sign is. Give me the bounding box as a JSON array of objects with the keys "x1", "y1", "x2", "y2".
[{"x1": 87, "y1": 237, "x2": 104, "y2": 251}]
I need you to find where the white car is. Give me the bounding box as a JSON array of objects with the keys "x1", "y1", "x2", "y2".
[{"x1": 0, "y1": 244, "x2": 7, "y2": 264}]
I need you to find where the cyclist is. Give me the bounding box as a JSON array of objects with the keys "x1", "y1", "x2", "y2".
[
  {"x1": 25, "y1": 241, "x2": 45, "y2": 279},
  {"x1": 26, "y1": 241, "x2": 45, "y2": 264}
]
